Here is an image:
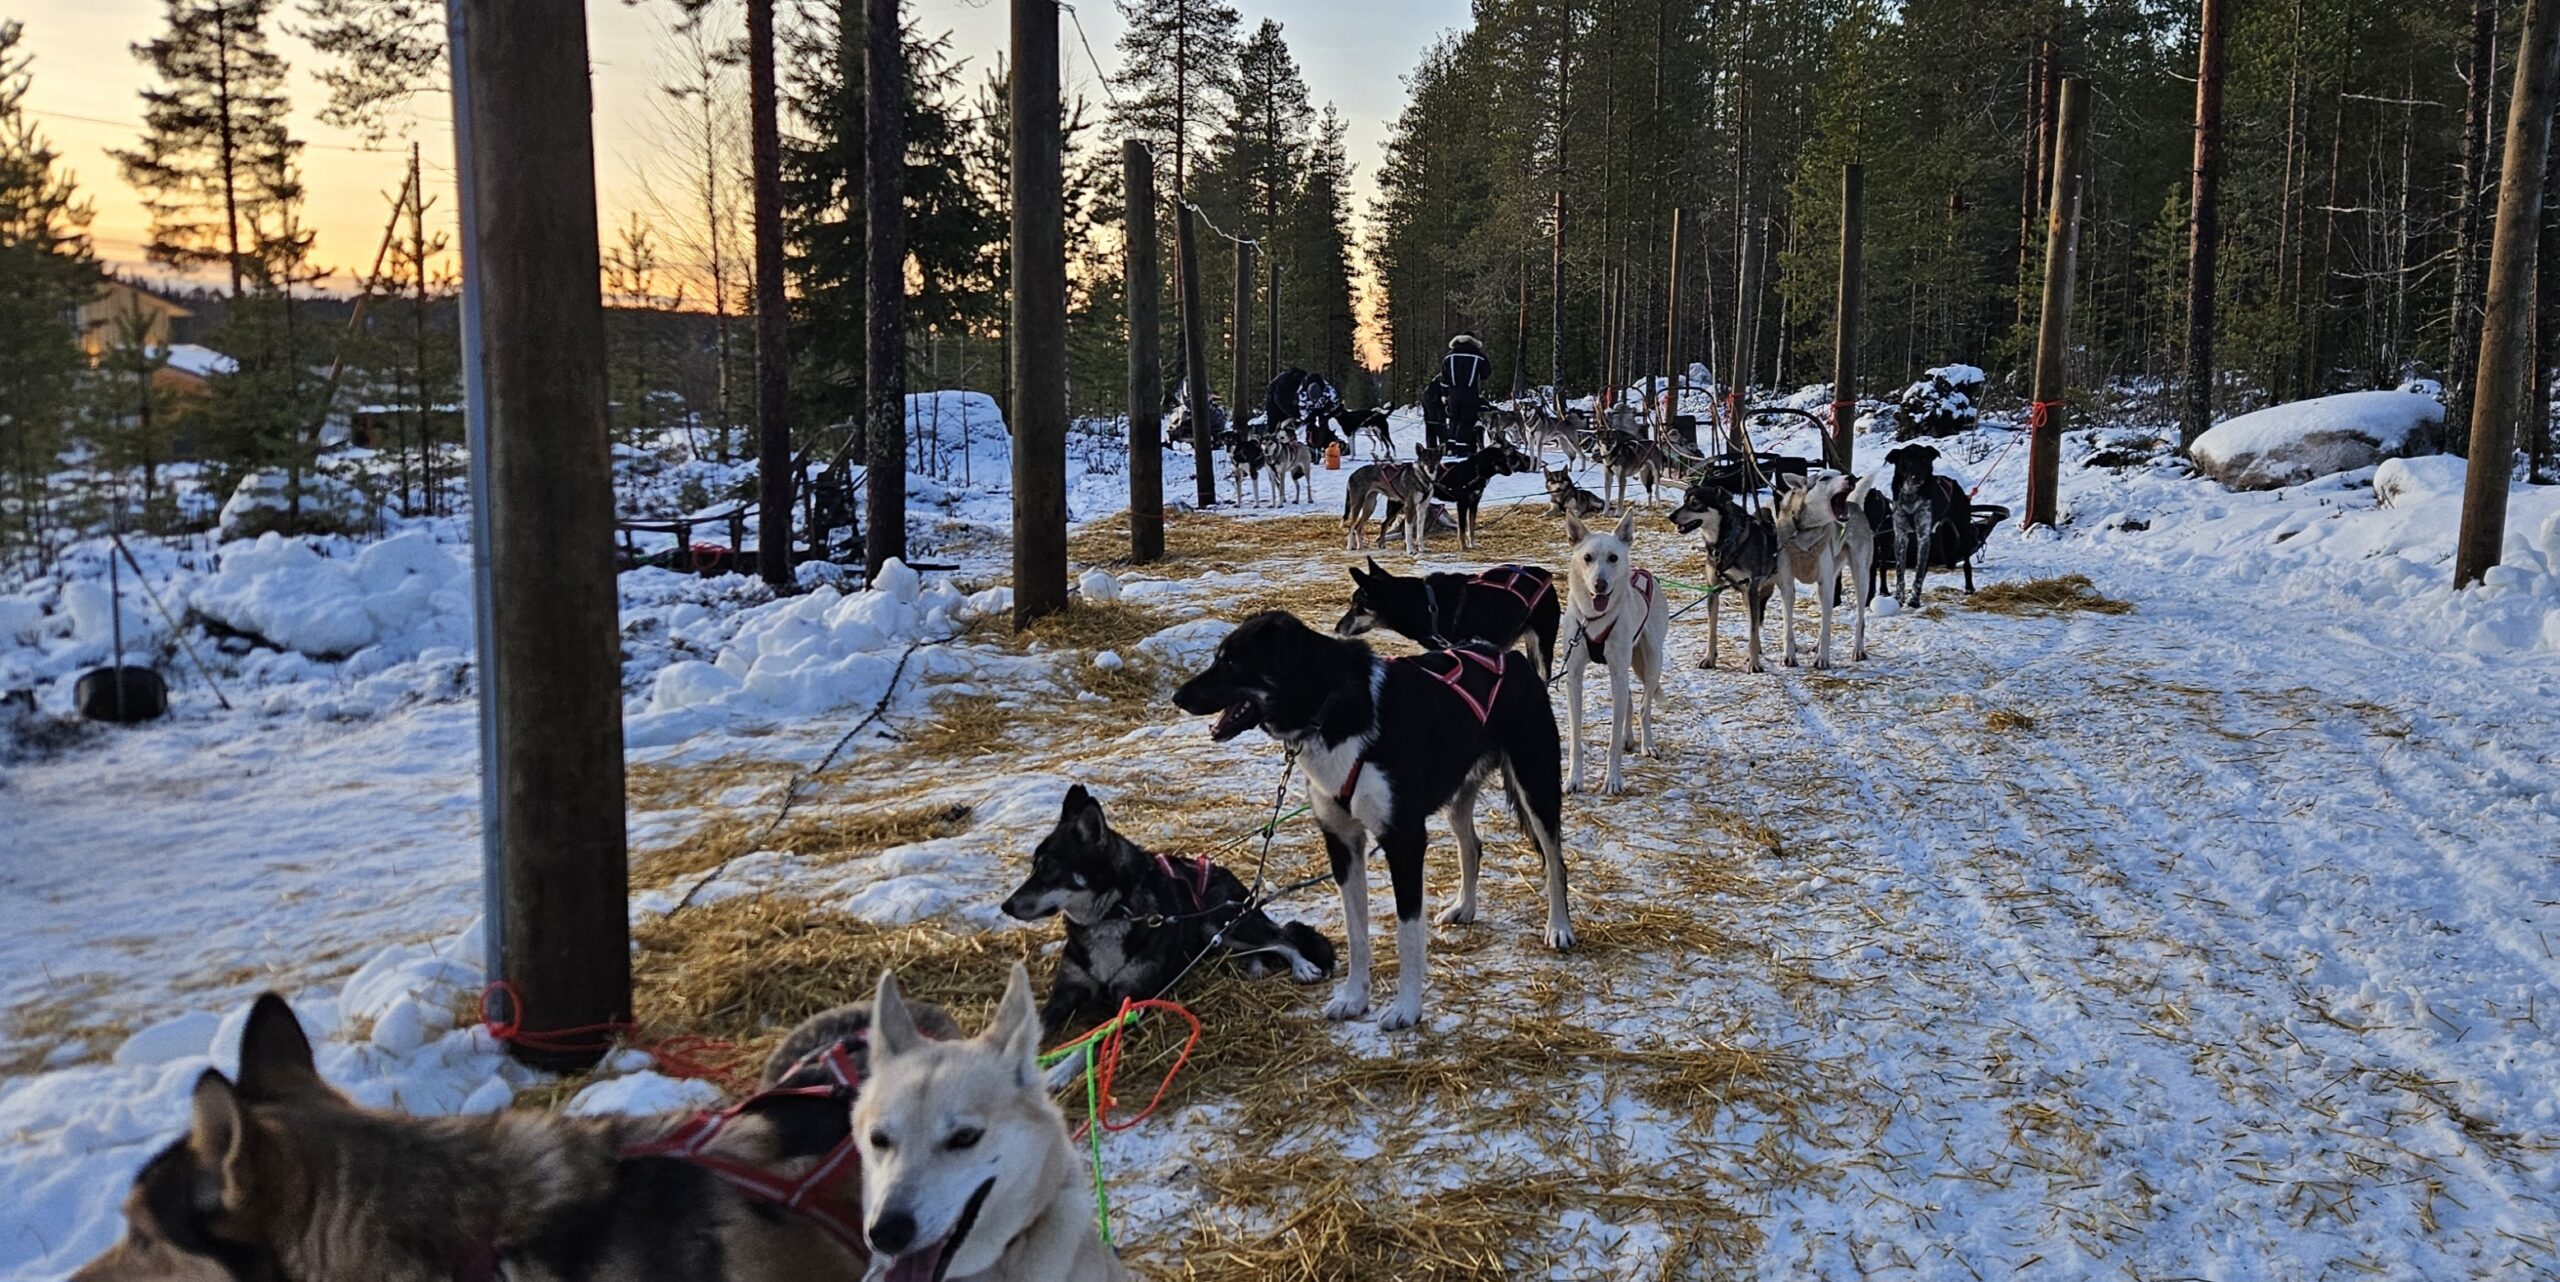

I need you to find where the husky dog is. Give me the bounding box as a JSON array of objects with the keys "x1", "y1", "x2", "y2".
[
  {"x1": 1520, "y1": 409, "x2": 1581, "y2": 464},
  {"x1": 855, "y1": 966, "x2": 1128, "y2": 1282},
  {"x1": 1342, "y1": 447, "x2": 1445, "y2": 553},
  {"x1": 1229, "y1": 431, "x2": 1271, "y2": 505},
  {"x1": 1262, "y1": 436, "x2": 1317, "y2": 505},
  {"x1": 1879, "y1": 443, "x2": 1997, "y2": 602},
  {"x1": 1478, "y1": 404, "x2": 1528, "y2": 451},
  {"x1": 1384, "y1": 444, "x2": 1530, "y2": 549},
  {"x1": 74, "y1": 991, "x2": 959, "y2": 1282},
  {"x1": 1668, "y1": 480, "x2": 1780, "y2": 673},
  {"x1": 1545, "y1": 468, "x2": 1606, "y2": 521},
  {"x1": 1561, "y1": 512, "x2": 1669, "y2": 796},
  {"x1": 1770, "y1": 471, "x2": 1877, "y2": 669},
  {"x1": 1336, "y1": 556, "x2": 1561, "y2": 679},
  {"x1": 1172, "y1": 612, "x2": 1575, "y2": 1031},
  {"x1": 1595, "y1": 430, "x2": 1673, "y2": 510},
  {"x1": 1002, "y1": 784, "x2": 1334, "y2": 1036},
  {"x1": 1337, "y1": 406, "x2": 1396, "y2": 459}
]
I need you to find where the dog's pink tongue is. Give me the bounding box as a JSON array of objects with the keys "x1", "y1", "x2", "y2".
[{"x1": 881, "y1": 1250, "x2": 939, "y2": 1282}]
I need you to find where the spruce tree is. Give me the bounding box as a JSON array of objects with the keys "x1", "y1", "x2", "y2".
[
  {"x1": 1110, "y1": 0, "x2": 1239, "y2": 200},
  {"x1": 115, "y1": 0, "x2": 299, "y2": 300},
  {"x1": 0, "y1": 21, "x2": 99, "y2": 553}
]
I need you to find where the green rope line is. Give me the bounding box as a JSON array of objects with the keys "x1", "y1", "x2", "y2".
[
  {"x1": 1653, "y1": 575, "x2": 1723, "y2": 594},
  {"x1": 1082, "y1": 1042, "x2": 1111, "y2": 1245}
]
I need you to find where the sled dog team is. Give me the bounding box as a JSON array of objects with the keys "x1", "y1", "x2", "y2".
[{"x1": 76, "y1": 449, "x2": 1998, "y2": 1282}]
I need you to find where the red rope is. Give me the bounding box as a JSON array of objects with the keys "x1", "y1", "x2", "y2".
[
  {"x1": 2026, "y1": 399, "x2": 2065, "y2": 432},
  {"x1": 480, "y1": 981, "x2": 749, "y2": 1092},
  {"x1": 1829, "y1": 400, "x2": 1857, "y2": 437},
  {"x1": 1090, "y1": 997, "x2": 1203, "y2": 1133}
]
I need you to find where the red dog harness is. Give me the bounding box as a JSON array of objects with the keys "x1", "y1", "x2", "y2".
[
  {"x1": 1334, "y1": 649, "x2": 1514, "y2": 805},
  {"x1": 617, "y1": 1041, "x2": 875, "y2": 1256},
  {"x1": 1580, "y1": 568, "x2": 1656, "y2": 655},
  {"x1": 1471, "y1": 564, "x2": 1554, "y2": 611}
]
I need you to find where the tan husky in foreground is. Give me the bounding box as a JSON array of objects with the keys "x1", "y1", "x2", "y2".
[{"x1": 74, "y1": 965, "x2": 1121, "y2": 1282}]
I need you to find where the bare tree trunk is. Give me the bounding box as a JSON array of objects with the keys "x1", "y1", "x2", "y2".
[
  {"x1": 2458, "y1": 0, "x2": 2559, "y2": 583},
  {"x1": 1550, "y1": 6, "x2": 1571, "y2": 413},
  {"x1": 863, "y1": 0, "x2": 907, "y2": 579},
  {"x1": 2026, "y1": 79, "x2": 2088, "y2": 530},
  {"x1": 1177, "y1": 208, "x2": 1215, "y2": 507},
  {"x1": 748, "y1": 0, "x2": 793, "y2": 587},
  {"x1": 2181, "y1": 0, "x2": 2227, "y2": 449},
  {"x1": 1831, "y1": 170, "x2": 1861, "y2": 473},
  {"x1": 2535, "y1": 135, "x2": 2559, "y2": 482},
  {"x1": 1010, "y1": 0, "x2": 1066, "y2": 623},
  {"x1": 2450, "y1": 0, "x2": 2502, "y2": 426},
  {"x1": 1126, "y1": 140, "x2": 1164, "y2": 562}
]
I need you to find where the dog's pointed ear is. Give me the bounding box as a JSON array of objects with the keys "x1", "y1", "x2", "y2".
[
  {"x1": 988, "y1": 963, "x2": 1042, "y2": 1089},
  {"x1": 233, "y1": 993, "x2": 325, "y2": 1102},
  {"x1": 1066, "y1": 786, "x2": 1108, "y2": 843},
  {"x1": 1566, "y1": 514, "x2": 1588, "y2": 546},
  {"x1": 1613, "y1": 510, "x2": 1636, "y2": 546},
  {"x1": 870, "y1": 969, "x2": 923, "y2": 1061},
  {"x1": 186, "y1": 1068, "x2": 255, "y2": 1219}
]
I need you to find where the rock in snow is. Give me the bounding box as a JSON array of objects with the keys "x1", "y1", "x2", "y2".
[
  {"x1": 2374, "y1": 454, "x2": 2467, "y2": 509},
  {"x1": 2190, "y1": 391, "x2": 2445, "y2": 491}
]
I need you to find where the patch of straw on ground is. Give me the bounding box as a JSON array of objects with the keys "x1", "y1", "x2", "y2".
[
  {"x1": 630, "y1": 798, "x2": 976, "y2": 891},
  {"x1": 1966, "y1": 573, "x2": 2134, "y2": 616},
  {"x1": 1985, "y1": 707, "x2": 2038, "y2": 733},
  {"x1": 0, "y1": 980, "x2": 130, "y2": 1076}
]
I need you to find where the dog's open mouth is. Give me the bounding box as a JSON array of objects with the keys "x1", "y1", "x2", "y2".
[
  {"x1": 1669, "y1": 510, "x2": 1703, "y2": 534},
  {"x1": 879, "y1": 1177, "x2": 995, "y2": 1282},
  {"x1": 1209, "y1": 695, "x2": 1264, "y2": 741}
]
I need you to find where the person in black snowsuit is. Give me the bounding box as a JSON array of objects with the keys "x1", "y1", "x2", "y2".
[
  {"x1": 1439, "y1": 333, "x2": 1492, "y2": 455},
  {"x1": 1264, "y1": 367, "x2": 1309, "y2": 435}
]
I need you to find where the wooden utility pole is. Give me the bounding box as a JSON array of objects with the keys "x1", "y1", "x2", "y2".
[
  {"x1": 2025, "y1": 78, "x2": 2088, "y2": 530},
  {"x1": 863, "y1": 0, "x2": 906, "y2": 579},
  {"x1": 747, "y1": 0, "x2": 793, "y2": 587},
  {"x1": 1662, "y1": 206, "x2": 1684, "y2": 435},
  {"x1": 1011, "y1": 0, "x2": 1066, "y2": 625},
  {"x1": 2449, "y1": 0, "x2": 2502, "y2": 427},
  {"x1": 1125, "y1": 140, "x2": 1164, "y2": 564},
  {"x1": 1177, "y1": 208, "x2": 1215, "y2": 506},
  {"x1": 1831, "y1": 165, "x2": 1863, "y2": 474},
  {"x1": 2456, "y1": 0, "x2": 2560, "y2": 585},
  {"x1": 2181, "y1": 0, "x2": 2227, "y2": 451},
  {"x1": 446, "y1": 0, "x2": 629, "y2": 1070},
  {"x1": 1233, "y1": 238, "x2": 1254, "y2": 440}
]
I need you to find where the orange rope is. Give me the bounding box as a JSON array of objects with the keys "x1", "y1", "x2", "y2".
[
  {"x1": 1091, "y1": 997, "x2": 1204, "y2": 1133},
  {"x1": 480, "y1": 981, "x2": 749, "y2": 1092}
]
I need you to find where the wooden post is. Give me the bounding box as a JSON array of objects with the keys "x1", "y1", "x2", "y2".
[
  {"x1": 446, "y1": 0, "x2": 629, "y2": 1069},
  {"x1": 1725, "y1": 219, "x2": 1759, "y2": 454},
  {"x1": 1125, "y1": 140, "x2": 1164, "y2": 564},
  {"x1": 1233, "y1": 237, "x2": 1254, "y2": 441},
  {"x1": 1662, "y1": 206, "x2": 1683, "y2": 434},
  {"x1": 1831, "y1": 166, "x2": 1862, "y2": 474},
  {"x1": 1010, "y1": 0, "x2": 1066, "y2": 625},
  {"x1": 863, "y1": 0, "x2": 906, "y2": 578},
  {"x1": 2025, "y1": 78, "x2": 2088, "y2": 530},
  {"x1": 2180, "y1": 0, "x2": 2227, "y2": 451},
  {"x1": 748, "y1": 0, "x2": 793, "y2": 587},
  {"x1": 1177, "y1": 207, "x2": 1215, "y2": 506},
  {"x1": 1550, "y1": 10, "x2": 1570, "y2": 414},
  {"x1": 2456, "y1": 0, "x2": 2560, "y2": 586}
]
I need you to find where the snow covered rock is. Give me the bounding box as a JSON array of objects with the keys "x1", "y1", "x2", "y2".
[
  {"x1": 1893, "y1": 364, "x2": 1985, "y2": 439},
  {"x1": 191, "y1": 531, "x2": 471, "y2": 660},
  {"x1": 1079, "y1": 569, "x2": 1122, "y2": 602},
  {"x1": 2191, "y1": 391, "x2": 2445, "y2": 491},
  {"x1": 2374, "y1": 455, "x2": 2466, "y2": 509},
  {"x1": 216, "y1": 469, "x2": 381, "y2": 539}
]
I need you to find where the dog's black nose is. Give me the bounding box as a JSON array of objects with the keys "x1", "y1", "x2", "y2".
[{"x1": 869, "y1": 1210, "x2": 918, "y2": 1255}]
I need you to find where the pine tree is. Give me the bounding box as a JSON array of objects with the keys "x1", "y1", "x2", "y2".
[
  {"x1": 1110, "y1": 0, "x2": 1239, "y2": 200},
  {"x1": 295, "y1": 0, "x2": 445, "y2": 145},
  {"x1": 115, "y1": 0, "x2": 300, "y2": 300},
  {"x1": 0, "y1": 20, "x2": 99, "y2": 554},
  {"x1": 1282, "y1": 108, "x2": 1357, "y2": 390}
]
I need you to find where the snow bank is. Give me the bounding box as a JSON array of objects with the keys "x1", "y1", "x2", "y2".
[
  {"x1": 191, "y1": 530, "x2": 473, "y2": 660},
  {"x1": 2191, "y1": 391, "x2": 2444, "y2": 490},
  {"x1": 216, "y1": 469, "x2": 383, "y2": 539},
  {"x1": 2374, "y1": 454, "x2": 2467, "y2": 509}
]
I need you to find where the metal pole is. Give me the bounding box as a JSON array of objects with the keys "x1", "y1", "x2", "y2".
[
  {"x1": 1126, "y1": 140, "x2": 1164, "y2": 564},
  {"x1": 2026, "y1": 78, "x2": 2089, "y2": 530},
  {"x1": 2457, "y1": 0, "x2": 2560, "y2": 585},
  {"x1": 1010, "y1": 0, "x2": 1067, "y2": 626},
  {"x1": 447, "y1": 0, "x2": 630, "y2": 1069},
  {"x1": 1831, "y1": 165, "x2": 1863, "y2": 474}
]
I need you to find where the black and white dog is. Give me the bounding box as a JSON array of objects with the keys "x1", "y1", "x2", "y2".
[
  {"x1": 1667, "y1": 480, "x2": 1780, "y2": 673},
  {"x1": 1335, "y1": 556, "x2": 1562, "y2": 679},
  {"x1": 1878, "y1": 443, "x2": 2002, "y2": 601},
  {"x1": 1395, "y1": 443, "x2": 1531, "y2": 549},
  {"x1": 1337, "y1": 406, "x2": 1396, "y2": 459},
  {"x1": 1002, "y1": 784, "x2": 1335, "y2": 1038},
  {"x1": 1172, "y1": 612, "x2": 1574, "y2": 1031}
]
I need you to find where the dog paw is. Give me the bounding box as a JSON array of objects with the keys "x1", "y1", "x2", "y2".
[
  {"x1": 1376, "y1": 998, "x2": 1423, "y2": 1031},
  {"x1": 1323, "y1": 987, "x2": 1370, "y2": 1021},
  {"x1": 1545, "y1": 920, "x2": 1577, "y2": 951},
  {"x1": 1290, "y1": 957, "x2": 1328, "y2": 983},
  {"x1": 1433, "y1": 901, "x2": 1477, "y2": 928},
  {"x1": 1601, "y1": 773, "x2": 1626, "y2": 796}
]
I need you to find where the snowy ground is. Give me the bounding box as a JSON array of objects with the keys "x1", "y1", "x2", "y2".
[{"x1": 4, "y1": 397, "x2": 2560, "y2": 1279}]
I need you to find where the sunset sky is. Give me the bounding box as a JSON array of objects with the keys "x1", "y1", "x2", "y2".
[{"x1": 14, "y1": 0, "x2": 1467, "y2": 340}]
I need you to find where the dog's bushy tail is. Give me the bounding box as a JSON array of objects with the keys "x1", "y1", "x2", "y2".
[{"x1": 1281, "y1": 919, "x2": 1337, "y2": 974}]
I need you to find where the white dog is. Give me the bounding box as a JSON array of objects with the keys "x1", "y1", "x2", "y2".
[
  {"x1": 1562, "y1": 511, "x2": 1668, "y2": 796},
  {"x1": 854, "y1": 965, "x2": 1127, "y2": 1282},
  {"x1": 1770, "y1": 471, "x2": 1877, "y2": 670}
]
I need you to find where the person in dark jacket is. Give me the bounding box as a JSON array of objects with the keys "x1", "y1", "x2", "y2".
[
  {"x1": 1439, "y1": 334, "x2": 1491, "y2": 455},
  {"x1": 1264, "y1": 367, "x2": 1309, "y2": 433}
]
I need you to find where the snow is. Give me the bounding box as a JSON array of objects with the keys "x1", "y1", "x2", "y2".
[
  {"x1": 155, "y1": 344, "x2": 236, "y2": 379},
  {"x1": 2190, "y1": 390, "x2": 2446, "y2": 490},
  {"x1": 215, "y1": 469, "x2": 383, "y2": 538},
  {"x1": 7, "y1": 389, "x2": 2560, "y2": 1279}
]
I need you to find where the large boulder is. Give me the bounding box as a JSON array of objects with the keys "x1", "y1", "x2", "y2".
[
  {"x1": 1893, "y1": 364, "x2": 1985, "y2": 439},
  {"x1": 2190, "y1": 391, "x2": 2446, "y2": 491}
]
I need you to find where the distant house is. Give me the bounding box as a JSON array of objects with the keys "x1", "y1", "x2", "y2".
[{"x1": 77, "y1": 280, "x2": 192, "y2": 362}]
